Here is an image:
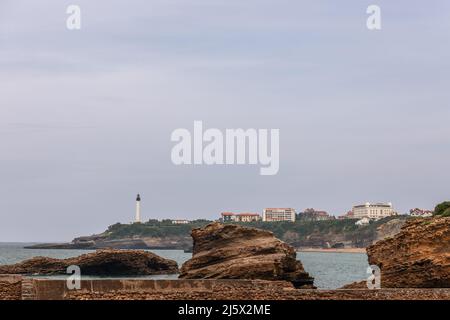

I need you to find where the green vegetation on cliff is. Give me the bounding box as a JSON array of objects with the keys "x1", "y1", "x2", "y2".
[
  {"x1": 105, "y1": 219, "x2": 211, "y2": 238},
  {"x1": 434, "y1": 201, "x2": 450, "y2": 217},
  {"x1": 102, "y1": 216, "x2": 408, "y2": 248}
]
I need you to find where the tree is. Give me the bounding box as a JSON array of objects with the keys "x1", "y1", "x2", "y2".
[
  {"x1": 434, "y1": 201, "x2": 450, "y2": 216},
  {"x1": 443, "y1": 208, "x2": 450, "y2": 217}
]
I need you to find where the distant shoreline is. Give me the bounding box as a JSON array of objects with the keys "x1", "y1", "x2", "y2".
[{"x1": 297, "y1": 248, "x2": 366, "y2": 254}]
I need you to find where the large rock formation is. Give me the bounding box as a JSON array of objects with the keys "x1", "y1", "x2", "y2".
[
  {"x1": 179, "y1": 222, "x2": 314, "y2": 288},
  {"x1": 0, "y1": 249, "x2": 178, "y2": 276},
  {"x1": 365, "y1": 216, "x2": 450, "y2": 288}
]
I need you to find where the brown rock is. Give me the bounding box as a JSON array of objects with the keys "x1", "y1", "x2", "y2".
[
  {"x1": 0, "y1": 275, "x2": 22, "y2": 300},
  {"x1": 366, "y1": 216, "x2": 450, "y2": 288},
  {"x1": 179, "y1": 222, "x2": 314, "y2": 288},
  {"x1": 0, "y1": 249, "x2": 178, "y2": 276}
]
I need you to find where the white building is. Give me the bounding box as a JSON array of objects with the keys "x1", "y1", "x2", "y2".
[
  {"x1": 352, "y1": 202, "x2": 396, "y2": 220},
  {"x1": 409, "y1": 208, "x2": 433, "y2": 218},
  {"x1": 235, "y1": 213, "x2": 261, "y2": 222},
  {"x1": 263, "y1": 208, "x2": 296, "y2": 222},
  {"x1": 355, "y1": 217, "x2": 370, "y2": 226},
  {"x1": 220, "y1": 212, "x2": 261, "y2": 222},
  {"x1": 221, "y1": 212, "x2": 235, "y2": 222},
  {"x1": 171, "y1": 219, "x2": 190, "y2": 224}
]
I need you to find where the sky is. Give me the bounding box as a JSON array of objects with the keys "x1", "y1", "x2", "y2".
[{"x1": 1, "y1": 0, "x2": 449, "y2": 242}]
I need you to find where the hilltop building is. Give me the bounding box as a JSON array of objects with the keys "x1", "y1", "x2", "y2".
[
  {"x1": 298, "y1": 208, "x2": 333, "y2": 221},
  {"x1": 235, "y1": 213, "x2": 261, "y2": 222},
  {"x1": 352, "y1": 202, "x2": 396, "y2": 220},
  {"x1": 338, "y1": 211, "x2": 355, "y2": 220},
  {"x1": 220, "y1": 212, "x2": 261, "y2": 222},
  {"x1": 263, "y1": 208, "x2": 296, "y2": 222},
  {"x1": 221, "y1": 212, "x2": 235, "y2": 222},
  {"x1": 409, "y1": 208, "x2": 433, "y2": 217},
  {"x1": 171, "y1": 219, "x2": 190, "y2": 224}
]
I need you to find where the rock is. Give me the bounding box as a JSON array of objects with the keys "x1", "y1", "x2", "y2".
[
  {"x1": 366, "y1": 216, "x2": 450, "y2": 288},
  {"x1": 374, "y1": 218, "x2": 406, "y2": 242},
  {"x1": 179, "y1": 222, "x2": 314, "y2": 288},
  {"x1": 0, "y1": 249, "x2": 179, "y2": 276}
]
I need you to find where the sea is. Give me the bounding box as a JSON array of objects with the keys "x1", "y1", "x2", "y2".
[{"x1": 0, "y1": 243, "x2": 368, "y2": 289}]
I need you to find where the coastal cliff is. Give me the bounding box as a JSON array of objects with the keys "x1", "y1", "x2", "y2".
[
  {"x1": 24, "y1": 216, "x2": 408, "y2": 251},
  {"x1": 366, "y1": 216, "x2": 450, "y2": 288},
  {"x1": 179, "y1": 222, "x2": 315, "y2": 288}
]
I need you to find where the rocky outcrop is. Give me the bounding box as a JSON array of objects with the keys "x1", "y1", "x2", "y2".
[
  {"x1": 0, "y1": 249, "x2": 179, "y2": 276},
  {"x1": 365, "y1": 216, "x2": 450, "y2": 288},
  {"x1": 179, "y1": 222, "x2": 314, "y2": 288},
  {"x1": 24, "y1": 236, "x2": 193, "y2": 251}
]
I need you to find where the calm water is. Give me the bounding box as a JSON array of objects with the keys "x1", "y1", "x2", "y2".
[{"x1": 0, "y1": 243, "x2": 368, "y2": 289}]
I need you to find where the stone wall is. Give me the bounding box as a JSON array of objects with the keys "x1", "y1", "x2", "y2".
[
  {"x1": 2, "y1": 276, "x2": 450, "y2": 300},
  {"x1": 66, "y1": 280, "x2": 293, "y2": 300},
  {"x1": 0, "y1": 275, "x2": 22, "y2": 300},
  {"x1": 28, "y1": 278, "x2": 292, "y2": 300}
]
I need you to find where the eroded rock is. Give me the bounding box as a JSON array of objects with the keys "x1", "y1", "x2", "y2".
[
  {"x1": 0, "y1": 249, "x2": 179, "y2": 276},
  {"x1": 366, "y1": 216, "x2": 450, "y2": 288},
  {"x1": 179, "y1": 222, "x2": 314, "y2": 288}
]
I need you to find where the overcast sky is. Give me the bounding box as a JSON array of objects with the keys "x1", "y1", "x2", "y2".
[{"x1": 1, "y1": 1, "x2": 449, "y2": 242}]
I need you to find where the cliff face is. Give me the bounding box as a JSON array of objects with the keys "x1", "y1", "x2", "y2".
[
  {"x1": 179, "y1": 223, "x2": 314, "y2": 288},
  {"x1": 0, "y1": 249, "x2": 179, "y2": 276},
  {"x1": 287, "y1": 217, "x2": 407, "y2": 249},
  {"x1": 25, "y1": 217, "x2": 408, "y2": 251},
  {"x1": 366, "y1": 217, "x2": 450, "y2": 288}
]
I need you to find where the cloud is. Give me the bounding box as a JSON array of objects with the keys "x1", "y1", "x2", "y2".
[{"x1": 0, "y1": 1, "x2": 449, "y2": 241}]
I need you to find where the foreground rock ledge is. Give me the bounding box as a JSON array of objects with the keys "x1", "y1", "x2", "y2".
[
  {"x1": 343, "y1": 216, "x2": 450, "y2": 289},
  {"x1": 179, "y1": 222, "x2": 314, "y2": 288},
  {"x1": 0, "y1": 249, "x2": 179, "y2": 276},
  {"x1": 367, "y1": 216, "x2": 450, "y2": 288}
]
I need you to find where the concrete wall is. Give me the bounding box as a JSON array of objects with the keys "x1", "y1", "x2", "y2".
[{"x1": 25, "y1": 278, "x2": 292, "y2": 300}]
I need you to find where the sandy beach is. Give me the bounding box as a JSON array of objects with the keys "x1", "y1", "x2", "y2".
[{"x1": 298, "y1": 248, "x2": 367, "y2": 254}]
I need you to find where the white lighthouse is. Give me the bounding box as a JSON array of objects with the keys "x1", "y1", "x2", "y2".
[{"x1": 135, "y1": 194, "x2": 141, "y2": 223}]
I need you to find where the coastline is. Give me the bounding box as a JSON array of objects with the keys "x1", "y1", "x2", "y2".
[{"x1": 297, "y1": 248, "x2": 367, "y2": 254}]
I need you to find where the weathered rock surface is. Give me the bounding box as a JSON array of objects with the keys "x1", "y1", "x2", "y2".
[
  {"x1": 24, "y1": 236, "x2": 193, "y2": 251},
  {"x1": 0, "y1": 249, "x2": 179, "y2": 276},
  {"x1": 365, "y1": 216, "x2": 450, "y2": 288},
  {"x1": 179, "y1": 222, "x2": 314, "y2": 288}
]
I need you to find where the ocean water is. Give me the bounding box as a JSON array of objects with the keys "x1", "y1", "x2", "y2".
[{"x1": 0, "y1": 243, "x2": 368, "y2": 289}]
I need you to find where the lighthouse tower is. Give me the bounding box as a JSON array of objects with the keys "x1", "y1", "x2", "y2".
[{"x1": 135, "y1": 194, "x2": 141, "y2": 223}]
